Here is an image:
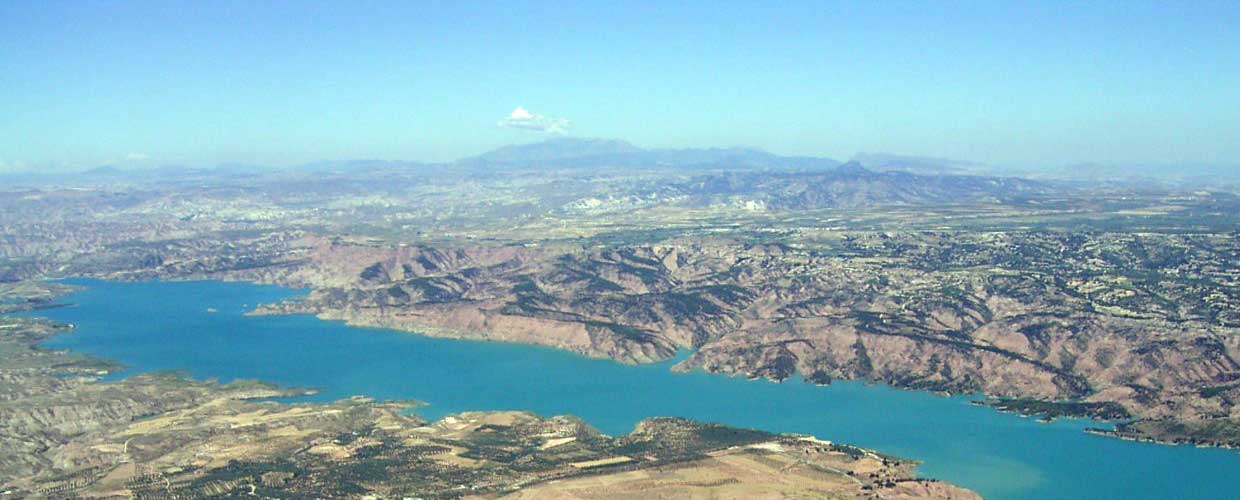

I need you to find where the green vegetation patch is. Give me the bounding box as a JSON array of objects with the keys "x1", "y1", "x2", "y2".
[{"x1": 981, "y1": 398, "x2": 1130, "y2": 421}]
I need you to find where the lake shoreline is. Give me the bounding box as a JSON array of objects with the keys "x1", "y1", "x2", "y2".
[{"x1": 24, "y1": 278, "x2": 1240, "y2": 500}]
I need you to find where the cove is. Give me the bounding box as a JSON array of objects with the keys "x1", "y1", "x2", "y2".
[{"x1": 21, "y1": 278, "x2": 1240, "y2": 499}]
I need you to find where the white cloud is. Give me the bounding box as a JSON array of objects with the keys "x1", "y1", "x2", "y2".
[
  {"x1": 125, "y1": 152, "x2": 150, "y2": 161},
  {"x1": 497, "y1": 106, "x2": 570, "y2": 134},
  {"x1": 509, "y1": 106, "x2": 534, "y2": 120}
]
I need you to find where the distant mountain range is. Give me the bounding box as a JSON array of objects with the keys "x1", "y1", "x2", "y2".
[
  {"x1": 3, "y1": 137, "x2": 1235, "y2": 193},
  {"x1": 849, "y1": 153, "x2": 992, "y2": 175},
  {"x1": 454, "y1": 140, "x2": 1061, "y2": 207},
  {"x1": 455, "y1": 138, "x2": 1237, "y2": 189},
  {"x1": 664, "y1": 161, "x2": 1059, "y2": 209},
  {"x1": 456, "y1": 137, "x2": 841, "y2": 172}
]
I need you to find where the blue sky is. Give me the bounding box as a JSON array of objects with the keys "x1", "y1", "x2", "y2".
[{"x1": 2, "y1": 0, "x2": 1238, "y2": 171}]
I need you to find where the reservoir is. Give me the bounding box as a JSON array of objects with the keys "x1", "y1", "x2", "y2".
[{"x1": 24, "y1": 279, "x2": 1240, "y2": 499}]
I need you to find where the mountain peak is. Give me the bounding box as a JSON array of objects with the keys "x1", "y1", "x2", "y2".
[
  {"x1": 833, "y1": 161, "x2": 874, "y2": 176},
  {"x1": 468, "y1": 138, "x2": 642, "y2": 164},
  {"x1": 457, "y1": 138, "x2": 839, "y2": 172}
]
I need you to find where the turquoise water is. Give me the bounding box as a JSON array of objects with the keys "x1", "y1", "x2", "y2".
[{"x1": 21, "y1": 279, "x2": 1240, "y2": 499}]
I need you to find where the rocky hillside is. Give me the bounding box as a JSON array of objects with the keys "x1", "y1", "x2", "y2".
[
  {"x1": 250, "y1": 231, "x2": 1240, "y2": 447},
  {"x1": 0, "y1": 289, "x2": 976, "y2": 499}
]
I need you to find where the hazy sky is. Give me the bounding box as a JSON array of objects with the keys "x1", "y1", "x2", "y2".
[{"x1": 2, "y1": 1, "x2": 1239, "y2": 172}]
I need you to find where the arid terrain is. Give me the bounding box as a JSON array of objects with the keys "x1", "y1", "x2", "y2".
[
  {"x1": 2, "y1": 140, "x2": 1240, "y2": 497},
  {"x1": 0, "y1": 281, "x2": 976, "y2": 499}
]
